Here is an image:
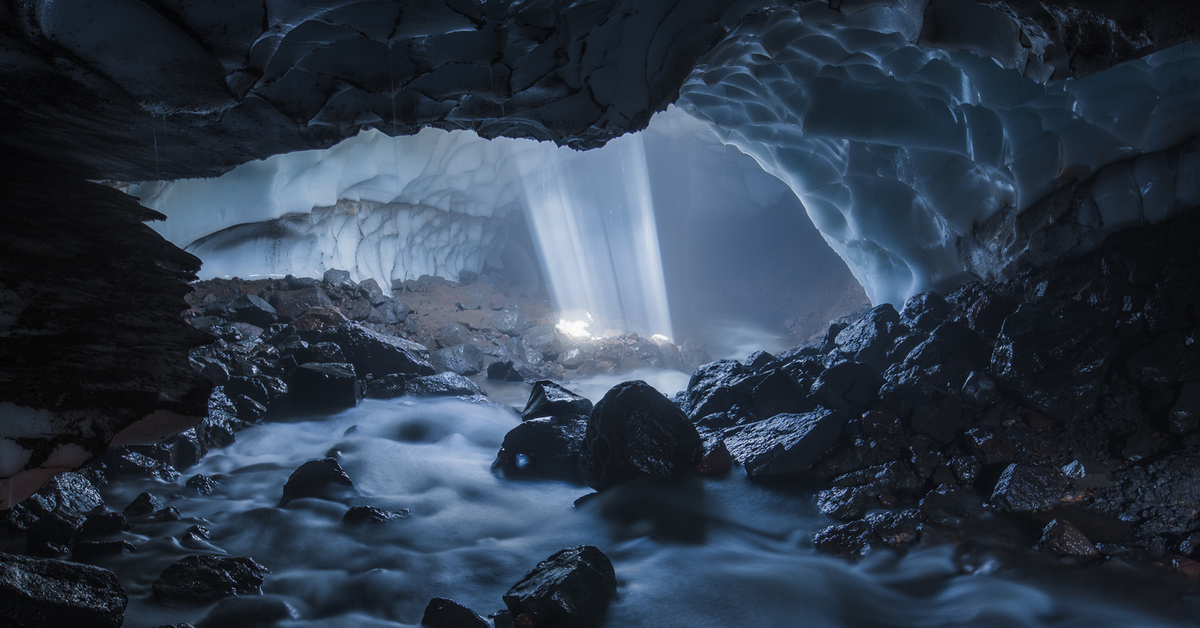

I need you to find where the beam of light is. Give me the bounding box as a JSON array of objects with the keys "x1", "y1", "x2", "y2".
[{"x1": 518, "y1": 134, "x2": 675, "y2": 341}]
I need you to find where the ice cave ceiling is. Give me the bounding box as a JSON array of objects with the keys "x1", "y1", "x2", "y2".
[{"x1": 2, "y1": 0, "x2": 1200, "y2": 505}]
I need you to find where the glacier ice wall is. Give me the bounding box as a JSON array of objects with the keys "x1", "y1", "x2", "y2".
[
  {"x1": 131, "y1": 120, "x2": 687, "y2": 337},
  {"x1": 678, "y1": 5, "x2": 1200, "y2": 306}
]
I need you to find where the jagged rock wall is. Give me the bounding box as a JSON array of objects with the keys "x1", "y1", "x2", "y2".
[
  {"x1": 0, "y1": 157, "x2": 211, "y2": 510},
  {"x1": 1, "y1": 1, "x2": 1194, "y2": 182}
]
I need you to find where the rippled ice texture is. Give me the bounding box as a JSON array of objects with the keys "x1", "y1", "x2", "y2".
[{"x1": 96, "y1": 392, "x2": 1184, "y2": 628}]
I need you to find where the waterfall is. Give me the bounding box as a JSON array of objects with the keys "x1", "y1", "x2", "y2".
[{"x1": 518, "y1": 133, "x2": 675, "y2": 341}]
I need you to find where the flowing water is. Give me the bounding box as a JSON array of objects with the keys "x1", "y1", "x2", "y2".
[{"x1": 75, "y1": 376, "x2": 1191, "y2": 628}]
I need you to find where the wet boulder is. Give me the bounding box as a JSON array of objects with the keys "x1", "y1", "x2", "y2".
[
  {"x1": 865, "y1": 509, "x2": 921, "y2": 546},
  {"x1": 362, "y1": 373, "x2": 411, "y2": 400},
  {"x1": 269, "y1": 286, "x2": 334, "y2": 321},
  {"x1": 920, "y1": 488, "x2": 968, "y2": 528},
  {"x1": 524, "y1": 324, "x2": 568, "y2": 358},
  {"x1": 901, "y1": 321, "x2": 990, "y2": 391},
  {"x1": 680, "y1": 360, "x2": 753, "y2": 420},
  {"x1": 818, "y1": 487, "x2": 871, "y2": 520},
  {"x1": 834, "y1": 304, "x2": 901, "y2": 371},
  {"x1": 812, "y1": 521, "x2": 877, "y2": 557},
  {"x1": 322, "y1": 322, "x2": 434, "y2": 378},
  {"x1": 900, "y1": 292, "x2": 950, "y2": 332},
  {"x1": 492, "y1": 310, "x2": 528, "y2": 336},
  {"x1": 502, "y1": 546, "x2": 617, "y2": 628},
  {"x1": 186, "y1": 475, "x2": 220, "y2": 496},
  {"x1": 343, "y1": 506, "x2": 410, "y2": 524},
  {"x1": 227, "y1": 294, "x2": 277, "y2": 328},
  {"x1": 367, "y1": 298, "x2": 410, "y2": 325},
  {"x1": 431, "y1": 344, "x2": 486, "y2": 375},
  {"x1": 809, "y1": 361, "x2": 880, "y2": 411},
  {"x1": 124, "y1": 492, "x2": 163, "y2": 516},
  {"x1": 0, "y1": 551, "x2": 128, "y2": 628},
  {"x1": 579, "y1": 381, "x2": 704, "y2": 491},
  {"x1": 723, "y1": 409, "x2": 848, "y2": 478},
  {"x1": 405, "y1": 372, "x2": 486, "y2": 398},
  {"x1": 421, "y1": 598, "x2": 489, "y2": 628},
  {"x1": 290, "y1": 363, "x2": 360, "y2": 412},
  {"x1": 436, "y1": 324, "x2": 472, "y2": 348},
  {"x1": 990, "y1": 301, "x2": 1116, "y2": 422},
  {"x1": 522, "y1": 381, "x2": 593, "y2": 420},
  {"x1": 493, "y1": 415, "x2": 588, "y2": 483},
  {"x1": 751, "y1": 368, "x2": 811, "y2": 417},
  {"x1": 152, "y1": 556, "x2": 268, "y2": 605},
  {"x1": 1039, "y1": 519, "x2": 1099, "y2": 557},
  {"x1": 990, "y1": 463, "x2": 1067, "y2": 512},
  {"x1": 486, "y1": 360, "x2": 526, "y2": 382},
  {"x1": 280, "y1": 458, "x2": 355, "y2": 506}
]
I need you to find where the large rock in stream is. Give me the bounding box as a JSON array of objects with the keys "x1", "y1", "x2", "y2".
[
  {"x1": 152, "y1": 555, "x2": 268, "y2": 605},
  {"x1": 579, "y1": 381, "x2": 704, "y2": 491},
  {"x1": 502, "y1": 546, "x2": 617, "y2": 628},
  {"x1": 0, "y1": 551, "x2": 128, "y2": 627}
]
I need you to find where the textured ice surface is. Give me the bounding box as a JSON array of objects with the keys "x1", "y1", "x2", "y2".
[{"x1": 678, "y1": 6, "x2": 1200, "y2": 306}]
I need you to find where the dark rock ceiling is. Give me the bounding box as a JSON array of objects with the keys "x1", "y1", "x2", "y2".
[{"x1": 0, "y1": 0, "x2": 1195, "y2": 182}]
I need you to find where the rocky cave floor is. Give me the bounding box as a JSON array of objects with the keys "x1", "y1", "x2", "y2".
[{"x1": 7, "y1": 210, "x2": 1200, "y2": 625}]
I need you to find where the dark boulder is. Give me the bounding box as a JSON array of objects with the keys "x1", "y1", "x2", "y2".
[
  {"x1": 124, "y1": 492, "x2": 163, "y2": 516},
  {"x1": 269, "y1": 286, "x2": 334, "y2": 321},
  {"x1": 990, "y1": 463, "x2": 1067, "y2": 512},
  {"x1": 834, "y1": 304, "x2": 901, "y2": 370},
  {"x1": 522, "y1": 381, "x2": 593, "y2": 420},
  {"x1": 152, "y1": 556, "x2": 268, "y2": 605},
  {"x1": 865, "y1": 509, "x2": 921, "y2": 546},
  {"x1": 436, "y1": 324, "x2": 472, "y2": 348},
  {"x1": 909, "y1": 399, "x2": 971, "y2": 444},
  {"x1": 990, "y1": 301, "x2": 1116, "y2": 422},
  {"x1": 195, "y1": 596, "x2": 297, "y2": 628},
  {"x1": 290, "y1": 363, "x2": 360, "y2": 412},
  {"x1": 900, "y1": 292, "x2": 950, "y2": 332},
  {"x1": 228, "y1": 294, "x2": 278, "y2": 328},
  {"x1": 487, "y1": 360, "x2": 526, "y2": 382},
  {"x1": 744, "y1": 350, "x2": 778, "y2": 372},
  {"x1": 322, "y1": 322, "x2": 434, "y2": 378},
  {"x1": 680, "y1": 360, "x2": 752, "y2": 420},
  {"x1": 579, "y1": 381, "x2": 704, "y2": 491},
  {"x1": 431, "y1": 344, "x2": 485, "y2": 375},
  {"x1": 362, "y1": 373, "x2": 411, "y2": 400},
  {"x1": 367, "y1": 298, "x2": 410, "y2": 325},
  {"x1": 405, "y1": 372, "x2": 486, "y2": 398},
  {"x1": 493, "y1": 415, "x2": 588, "y2": 483},
  {"x1": 71, "y1": 541, "x2": 137, "y2": 559},
  {"x1": 901, "y1": 321, "x2": 990, "y2": 391},
  {"x1": 492, "y1": 310, "x2": 528, "y2": 336},
  {"x1": 80, "y1": 512, "x2": 130, "y2": 538},
  {"x1": 920, "y1": 488, "x2": 968, "y2": 527},
  {"x1": 290, "y1": 341, "x2": 347, "y2": 365},
  {"x1": 812, "y1": 521, "x2": 877, "y2": 557},
  {"x1": 1039, "y1": 519, "x2": 1099, "y2": 557},
  {"x1": 280, "y1": 458, "x2": 355, "y2": 506},
  {"x1": 421, "y1": 598, "x2": 489, "y2": 628},
  {"x1": 186, "y1": 475, "x2": 220, "y2": 496},
  {"x1": 751, "y1": 368, "x2": 811, "y2": 418},
  {"x1": 818, "y1": 487, "x2": 871, "y2": 520},
  {"x1": 0, "y1": 551, "x2": 127, "y2": 628},
  {"x1": 524, "y1": 324, "x2": 568, "y2": 358},
  {"x1": 960, "y1": 371, "x2": 999, "y2": 406},
  {"x1": 502, "y1": 546, "x2": 617, "y2": 628},
  {"x1": 809, "y1": 361, "x2": 880, "y2": 411},
  {"x1": 723, "y1": 410, "x2": 848, "y2": 478},
  {"x1": 343, "y1": 506, "x2": 410, "y2": 524}
]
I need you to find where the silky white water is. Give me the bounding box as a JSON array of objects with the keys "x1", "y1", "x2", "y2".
[{"x1": 81, "y1": 381, "x2": 1187, "y2": 628}]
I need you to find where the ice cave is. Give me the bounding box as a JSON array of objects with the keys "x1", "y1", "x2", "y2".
[{"x1": 3, "y1": 1, "x2": 1200, "y2": 627}]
